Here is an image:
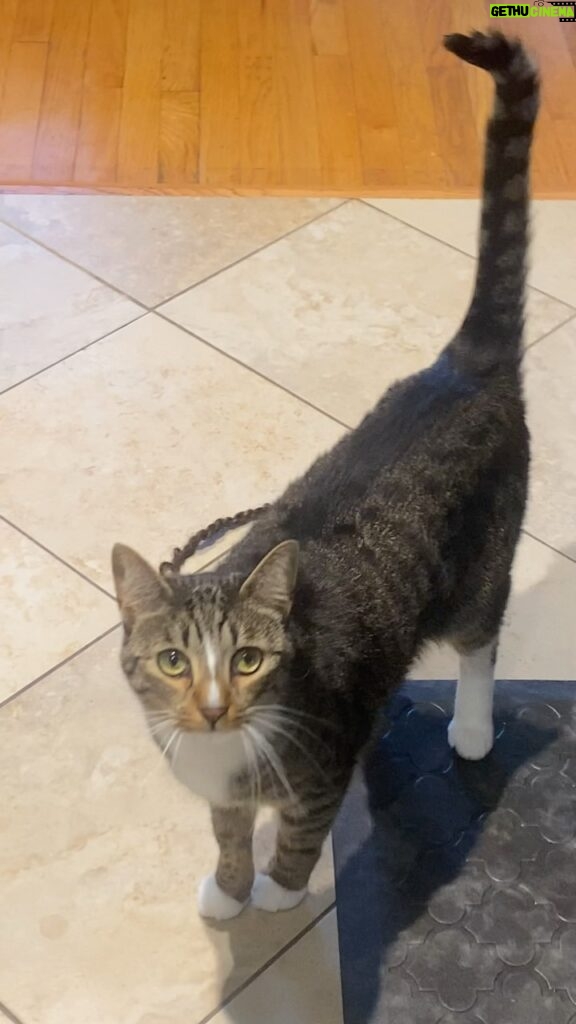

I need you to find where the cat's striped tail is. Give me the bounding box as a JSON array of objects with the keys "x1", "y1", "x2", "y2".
[{"x1": 444, "y1": 30, "x2": 540, "y2": 374}]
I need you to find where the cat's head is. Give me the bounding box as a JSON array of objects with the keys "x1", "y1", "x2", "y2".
[{"x1": 111, "y1": 541, "x2": 299, "y2": 734}]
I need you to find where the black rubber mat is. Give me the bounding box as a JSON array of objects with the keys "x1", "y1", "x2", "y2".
[{"x1": 333, "y1": 681, "x2": 576, "y2": 1024}]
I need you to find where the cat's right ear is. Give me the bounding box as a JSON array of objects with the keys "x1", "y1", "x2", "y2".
[{"x1": 112, "y1": 544, "x2": 170, "y2": 636}]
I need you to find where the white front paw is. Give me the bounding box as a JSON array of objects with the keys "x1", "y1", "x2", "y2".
[
  {"x1": 197, "y1": 874, "x2": 245, "y2": 920},
  {"x1": 251, "y1": 873, "x2": 307, "y2": 913},
  {"x1": 448, "y1": 718, "x2": 494, "y2": 760}
]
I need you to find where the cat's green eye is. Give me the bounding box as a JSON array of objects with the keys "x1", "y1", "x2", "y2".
[
  {"x1": 157, "y1": 649, "x2": 190, "y2": 678},
  {"x1": 232, "y1": 647, "x2": 263, "y2": 676}
]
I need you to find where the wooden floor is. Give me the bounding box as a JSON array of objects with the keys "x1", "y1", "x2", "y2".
[{"x1": 0, "y1": 0, "x2": 575, "y2": 196}]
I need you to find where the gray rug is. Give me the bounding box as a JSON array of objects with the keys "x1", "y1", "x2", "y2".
[{"x1": 333, "y1": 681, "x2": 576, "y2": 1023}]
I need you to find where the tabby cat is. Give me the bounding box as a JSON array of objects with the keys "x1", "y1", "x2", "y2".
[{"x1": 113, "y1": 31, "x2": 539, "y2": 920}]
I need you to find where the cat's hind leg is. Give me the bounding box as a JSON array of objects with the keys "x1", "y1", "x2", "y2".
[
  {"x1": 448, "y1": 637, "x2": 497, "y2": 760},
  {"x1": 446, "y1": 544, "x2": 515, "y2": 761}
]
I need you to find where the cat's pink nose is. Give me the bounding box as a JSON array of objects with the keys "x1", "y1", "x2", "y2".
[{"x1": 201, "y1": 707, "x2": 227, "y2": 728}]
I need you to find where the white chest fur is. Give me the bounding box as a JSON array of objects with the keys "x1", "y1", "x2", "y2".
[{"x1": 162, "y1": 729, "x2": 249, "y2": 807}]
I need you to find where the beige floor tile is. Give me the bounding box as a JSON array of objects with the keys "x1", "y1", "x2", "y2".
[
  {"x1": 0, "y1": 632, "x2": 334, "y2": 1024},
  {"x1": 366, "y1": 199, "x2": 576, "y2": 309},
  {"x1": 0, "y1": 197, "x2": 340, "y2": 306},
  {"x1": 161, "y1": 201, "x2": 572, "y2": 427},
  {"x1": 0, "y1": 315, "x2": 343, "y2": 591},
  {"x1": 411, "y1": 531, "x2": 576, "y2": 682},
  {"x1": 0, "y1": 519, "x2": 117, "y2": 703},
  {"x1": 0, "y1": 224, "x2": 141, "y2": 392},
  {"x1": 211, "y1": 910, "x2": 342, "y2": 1024},
  {"x1": 523, "y1": 318, "x2": 576, "y2": 558}
]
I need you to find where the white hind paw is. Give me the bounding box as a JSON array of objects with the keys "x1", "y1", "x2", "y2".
[
  {"x1": 197, "y1": 874, "x2": 245, "y2": 920},
  {"x1": 448, "y1": 718, "x2": 494, "y2": 761},
  {"x1": 251, "y1": 873, "x2": 307, "y2": 912}
]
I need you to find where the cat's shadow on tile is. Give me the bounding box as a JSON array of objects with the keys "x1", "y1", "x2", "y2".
[{"x1": 329, "y1": 539, "x2": 576, "y2": 1023}]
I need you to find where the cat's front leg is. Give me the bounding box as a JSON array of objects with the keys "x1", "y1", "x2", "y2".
[
  {"x1": 198, "y1": 803, "x2": 256, "y2": 920},
  {"x1": 252, "y1": 794, "x2": 342, "y2": 913}
]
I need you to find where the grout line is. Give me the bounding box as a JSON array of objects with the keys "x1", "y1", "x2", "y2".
[
  {"x1": 153, "y1": 310, "x2": 352, "y2": 432},
  {"x1": 198, "y1": 901, "x2": 337, "y2": 1024},
  {"x1": 0, "y1": 310, "x2": 147, "y2": 398},
  {"x1": 0, "y1": 200, "x2": 349, "y2": 316},
  {"x1": 524, "y1": 310, "x2": 576, "y2": 354},
  {"x1": 359, "y1": 199, "x2": 576, "y2": 311},
  {"x1": 0, "y1": 623, "x2": 122, "y2": 713},
  {"x1": 153, "y1": 200, "x2": 350, "y2": 310},
  {"x1": 0, "y1": 514, "x2": 117, "y2": 600},
  {"x1": 521, "y1": 528, "x2": 576, "y2": 568},
  {"x1": 0, "y1": 1003, "x2": 25, "y2": 1024},
  {"x1": 0, "y1": 216, "x2": 149, "y2": 311}
]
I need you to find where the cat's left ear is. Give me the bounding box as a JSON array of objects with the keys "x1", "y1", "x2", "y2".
[
  {"x1": 112, "y1": 544, "x2": 171, "y2": 635},
  {"x1": 239, "y1": 540, "x2": 299, "y2": 618}
]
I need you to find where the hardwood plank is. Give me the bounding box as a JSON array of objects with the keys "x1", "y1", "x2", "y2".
[
  {"x1": 85, "y1": 0, "x2": 128, "y2": 89},
  {"x1": 237, "y1": 0, "x2": 275, "y2": 53},
  {"x1": 554, "y1": 116, "x2": 576, "y2": 192},
  {"x1": 159, "y1": 90, "x2": 199, "y2": 184},
  {"x1": 236, "y1": 0, "x2": 280, "y2": 186},
  {"x1": 517, "y1": 16, "x2": 574, "y2": 121},
  {"x1": 0, "y1": 40, "x2": 47, "y2": 179},
  {"x1": 562, "y1": 19, "x2": 576, "y2": 67},
  {"x1": 428, "y1": 65, "x2": 480, "y2": 190},
  {"x1": 0, "y1": 0, "x2": 19, "y2": 105},
  {"x1": 0, "y1": 0, "x2": 575, "y2": 196},
  {"x1": 310, "y1": 0, "x2": 348, "y2": 57},
  {"x1": 14, "y1": 0, "x2": 54, "y2": 42},
  {"x1": 117, "y1": 0, "x2": 164, "y2": 185},
  {"x1": 314, "y1": 54, "x2": 362, "y2": 188},
  {"x1": 453, "y1": 0, "x2": 493, "y2": 146},
  {"x1": 201, "y1": 0, "x2": 238, "y2": 50},
  {"x1": 75, "y1": 86, "x2": 122, "y2": 183},
  {"x1": 162, "y1": 0, "x2": 201, "y2": 91},
  {"x1": 199, "y1": 0, "x2": 240, "y2": 185},
  {"x1": 530, "y1": 98, "x2": 570, "y2": 193},
  {"x1": 343, "y1": 0, "x2": 404, "y2": 187},
  {"x1": 381, "y1": 0, "x2": 446, "y2": 190},
  {"x1": 271, "y1": 0, "x2": 322, "y2": 188},
  {"x1": 463, "y1": 63, "x2": 492, "y2": 148},
  {"x1": 236, "y1": 0, "x2": 279, "y2": 151},
  {"x1": 33, "y1": 0, "x2": 92, "y2": 181},
  {"x1": 418, "y1": 0, "x2": 453, "y2": 70},
  {"x1": 238, "y1": 53, "x2": 281, "y2": 188}
]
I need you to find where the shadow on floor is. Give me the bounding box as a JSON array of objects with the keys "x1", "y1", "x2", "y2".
[{"x1": 333, "y1": 686, "x2": 562, "y2": 1024}]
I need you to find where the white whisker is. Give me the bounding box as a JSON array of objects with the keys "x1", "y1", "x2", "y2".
[
  {"x1": 261, "y1": 713, "x2": 331, "y2": 752},
  {"x1": 252, "y1": 712, "x2": 330, "y2": 781},
  {"x1": 253, "y1": 703, "x2": 336, "y2": 730},
  {"x1": 173, "y1": 730, "x2": 184, "y2": 773},
  {"x1": 246, "y1": 705, "x2": 333, "y2": 754},
  {"x1": 146, "y1": 713, "x2": 174, "y2": 730},
  {"x1": 160, "y1": 727, "x2": 180, "y2": 763},
  {"x1": 245, "y1": 723, "x2": 297, "y2": 803},
  {"x1": 241, "y1": 730, "x2": 259, "y2": 807},
  {"x1": 149, "y1": 722, "x2": 172, "y2": 736}
]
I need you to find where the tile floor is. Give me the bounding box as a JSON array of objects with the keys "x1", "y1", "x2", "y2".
[{"x1": 0, "y1": 195, "x2": 575, "y2": 1024}]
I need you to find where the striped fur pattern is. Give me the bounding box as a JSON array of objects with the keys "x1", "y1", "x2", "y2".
[{"x1": 113, "y1": 32, "x2": 539, "y2": 915}]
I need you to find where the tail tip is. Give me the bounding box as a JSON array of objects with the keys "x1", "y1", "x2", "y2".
[{"x1": 444, "y1": 29, "x2": 536, "y2": 80}]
